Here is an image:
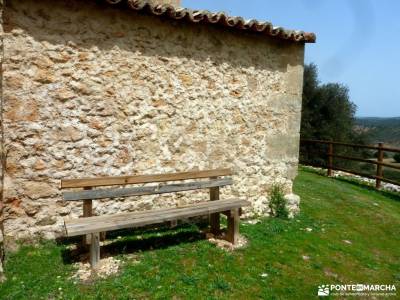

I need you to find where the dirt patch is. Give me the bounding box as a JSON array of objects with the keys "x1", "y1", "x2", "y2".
[
  {"x1": 205, "y1": 232, "x2": 248, "y2": 251},
  {"x1": 70, "y1": 256, "x2": 121, "y2": 282}
]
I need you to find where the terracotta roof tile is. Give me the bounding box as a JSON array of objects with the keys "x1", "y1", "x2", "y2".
[{"x1": 105, "y1": 0, "x2": 316, "y2": 43}]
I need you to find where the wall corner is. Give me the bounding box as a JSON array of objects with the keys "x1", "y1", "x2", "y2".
[{"x1": 0, "y1": 0, "x2": 6, "y2": 283}]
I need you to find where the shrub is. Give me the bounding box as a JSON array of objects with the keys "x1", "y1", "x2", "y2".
[
  {"x1": 268, "y1": 185, "x2": 289, "y2": 219},
  {"x1": 394, "y1": 153, "x2": 400, "y2": 163}
]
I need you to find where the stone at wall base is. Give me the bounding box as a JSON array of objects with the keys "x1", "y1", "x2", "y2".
[
  {"x1": 285, "y1": 193, "x2": 301, "y2": 218},
  {"x1": 4, "y1": 241, "x2": 16, "y2": 254}
]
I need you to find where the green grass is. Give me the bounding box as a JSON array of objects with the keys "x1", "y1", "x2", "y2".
[{"x1": 1, "y1": 168, "x2": 400, "y2": 299}]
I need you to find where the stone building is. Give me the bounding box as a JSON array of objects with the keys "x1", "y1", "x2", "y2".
[{"x1": 0, "y1": 0, "x2": 315, "y2": 260}]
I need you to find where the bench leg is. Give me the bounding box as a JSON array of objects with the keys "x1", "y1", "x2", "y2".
[
  {"x1": 90, "y1": 233, "x2": 100, "y2": 269},
  {"x1": 83, "y1": 199, "x2": 92, "y2": 246},
  {"x1": 170, "y1": 220, "x2": 178, "y2": 228},
  {"x1": 209, "y1": 185, "x2": 220, "y2": 235},
  {"x1": 210, "y1": 213, "x2": 220, "y2": 235},
  {"x1": 226, "y1": 209, "x2": 239, "y2": 245}
]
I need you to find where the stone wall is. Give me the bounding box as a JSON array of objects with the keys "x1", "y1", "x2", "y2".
[
  {"x1": 0, "y1": 0, "x2": 5, "y2": 281},
  {"x1": 1, "y1": 0, "x2": 304, "y2": 243}
]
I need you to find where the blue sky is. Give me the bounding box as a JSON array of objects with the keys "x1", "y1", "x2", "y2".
[{"x1": 183, "y1": 0, "x2": 400, "y2": 117}]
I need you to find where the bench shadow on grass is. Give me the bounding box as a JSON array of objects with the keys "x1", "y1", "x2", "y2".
[{"x1": 58, "y1": 222, "x2": 209, "y2": 265}]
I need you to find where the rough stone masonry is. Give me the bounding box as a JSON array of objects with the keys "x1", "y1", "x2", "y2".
[
  {"x1": 0, "y1": 0, "x2": 314, "y2": 251},
  {"x1": 1, "y1": 0, "x2": 5, "y2": 280}
]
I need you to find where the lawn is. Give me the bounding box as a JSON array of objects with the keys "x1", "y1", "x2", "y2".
[{"x1": 1, "y1": 168, "x2": 399, "y2": 299}]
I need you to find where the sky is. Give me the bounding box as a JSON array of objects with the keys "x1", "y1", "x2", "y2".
[{"x1": 182, "y1": 0, "x2": 400, "y2": 118}]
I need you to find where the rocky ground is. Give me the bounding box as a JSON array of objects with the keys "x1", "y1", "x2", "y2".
[
  {"x1": 333, "y1": 171, "x2": 400, "y2": 193},
  {"x1": 306, "y1": 166, "x2": 400, "y2": 193}
]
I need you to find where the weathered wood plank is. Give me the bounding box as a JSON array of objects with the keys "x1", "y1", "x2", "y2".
[
  {"x1": 65, "y1": 199, "x2": 246, "y2": 232},
  {"x1": 61, "y1": 168, "x2": 233, "y2": 188},
  {"x1": 90, "y1": 233, "x2": 100, "y2": 268},
  {"x1": 65, "y1": 199, "x2": 250, "y2": 237},
  {"x1": 66, "y1": 199, "x2": 234, "y2": 226},
  {"x1": 63, "y1": 178, "x2": 233, "y2": 201},
  {"x1": 67, "y1": 204, "x2": 239, "y2": 236}
]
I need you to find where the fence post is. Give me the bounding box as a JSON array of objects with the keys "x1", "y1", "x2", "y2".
[
  {"x1": 327, "y1": 142, "x2": 333, "y2": 176},
  {"x1": 376, "y1": 142, "x2": 384, "y2": 189}
]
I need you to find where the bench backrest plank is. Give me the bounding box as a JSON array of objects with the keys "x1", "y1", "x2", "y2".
[
  {"x1": 61, "y1": 168, "x2": 232, "y2": 189},
  {"x1": 63, "y1": 178, "x2": 233, "y2": 201}
]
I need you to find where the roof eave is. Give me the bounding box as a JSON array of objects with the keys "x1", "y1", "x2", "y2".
[{"x1": 105, "y1": 0, "x2": 316, "y2": 43}]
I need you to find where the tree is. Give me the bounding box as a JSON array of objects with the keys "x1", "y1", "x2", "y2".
[
  {"x1": 300, "y1": 64, "x2": 369, "y2": 168},
  {"x1": 300, "y1": 63, "x2": 358, "y2": 142}
]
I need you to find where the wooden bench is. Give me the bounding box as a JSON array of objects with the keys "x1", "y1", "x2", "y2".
[{"x1": 61, "y1": 168, "x2": 249, "y2": 268}]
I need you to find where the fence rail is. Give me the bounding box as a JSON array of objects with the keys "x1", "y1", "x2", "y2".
[{"x1": 300, "y1": 139, "x2": 400, "y2": 188}]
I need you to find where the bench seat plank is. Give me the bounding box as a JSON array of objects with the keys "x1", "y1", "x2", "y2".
[
  {"x1": 65, "y1": 199, "x2": 249, "y2": 237},
  {"x1": 66, "y1": 199, "x2": 230, "y2": 226},
  {"x1": 63, "y1": 178, "x2": 233, "y2": 201}
]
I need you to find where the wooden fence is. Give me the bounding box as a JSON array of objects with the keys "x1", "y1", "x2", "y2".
[{"x1": 300, "y1": 140, "x2": 400, "y2": 188}]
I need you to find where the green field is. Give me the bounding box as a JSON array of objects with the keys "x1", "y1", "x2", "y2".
[{"x1": 1, "y1": 168, "x2": 399, "y2": 299}]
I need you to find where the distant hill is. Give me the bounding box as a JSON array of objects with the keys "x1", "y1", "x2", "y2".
[{"x1": 355, "y1": 117, "x2": 400, "y2": 148}]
